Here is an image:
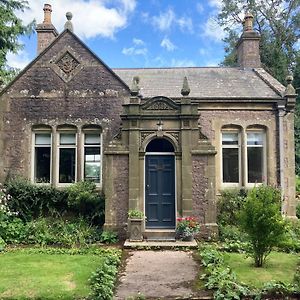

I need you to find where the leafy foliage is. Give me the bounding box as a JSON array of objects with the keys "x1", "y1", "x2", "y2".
[
  {"x1": 199, "y1": 245, "x2": 250, "y2": 299},
  {"x1": 0, "y1": 0, "x2": 35, "y2": 86},
  {"x1": 5, "y1": 177, "x2": 68, "y2": 221},
  {"x1": 100, "y1": 231, "x2": 118, "y2": 244},
  {"x1": 217, "y1": 0, "x2": 300, "y2": 83},
  {"x1": 67, "y1": 181, "x2": 105, "y2": 225},
  {"x1": 128, "y1": 209, "x2": 144, "y2": 219},
  {"x1": 239, "y1": 185, "x2": 286, "y2": 267},
  {"x1": 217, "y1": 189, "x2": 247, "y2": 226},
  {"x1": 88, "y1": 254, "x2": 121, "y2": 300}
]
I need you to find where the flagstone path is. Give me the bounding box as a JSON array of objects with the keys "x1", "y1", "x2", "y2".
[{"x1": 114, "y1": 250, "x2": 207, "y2": 299}]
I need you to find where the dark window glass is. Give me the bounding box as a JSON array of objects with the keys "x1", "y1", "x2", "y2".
[
  {"x1": 222, "y1": 148, "x2": 239, "y2": 183},
  {"x1": 146, "y1": 139, "x2": 174, "y2": 152},
  {"x1": 248, "y1": 147, "x2": 263, "y2": 183},
  {"x1": 59, "y1": 148, "x2": 76, "y2": 183},
  {"x1": 35, "y1": 147, "x2": 51, "y2": 183},
  {"x1": 84, "y1": 147, "x2": 100, "y2": 182}
]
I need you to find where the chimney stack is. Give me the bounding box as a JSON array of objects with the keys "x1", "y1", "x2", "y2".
[
  {"x1": 36, "y1": 4, "x2": 58, "y2": 54},
  {"x1": 236, "y1": 12, "x2": 261, "y2": 69}
]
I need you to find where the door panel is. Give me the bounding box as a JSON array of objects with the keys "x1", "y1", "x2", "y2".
[{"x1": 145, "y1": 155, "x2": 175, "y2": 228}]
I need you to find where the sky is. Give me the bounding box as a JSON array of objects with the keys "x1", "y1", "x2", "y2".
[{"x1": 7, "y1": 0, "x2": 233, "y2": 70}]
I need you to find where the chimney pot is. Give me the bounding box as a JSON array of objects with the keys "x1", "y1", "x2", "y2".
[
  {"x1": 43, "y1": 3, "x2": 52, "y2": 24},
  {"x1": 244, "y1": 12, "x2": 254, "y2": 32}
]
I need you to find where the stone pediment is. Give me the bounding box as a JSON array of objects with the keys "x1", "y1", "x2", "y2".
[{"x1": 142, "y1": 96, "x2": 179, "y2": 111}]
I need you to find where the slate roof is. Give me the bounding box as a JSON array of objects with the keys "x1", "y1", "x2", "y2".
[{"x1": 113, "y1": 67, "x2": 285, "y2": 100}]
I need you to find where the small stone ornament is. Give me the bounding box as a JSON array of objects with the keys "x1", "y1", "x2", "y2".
[{"x1": 64, "y1": 12, "x2": 74, "y2": 32}]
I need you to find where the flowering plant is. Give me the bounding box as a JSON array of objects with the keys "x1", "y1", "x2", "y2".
[
  {"x1": 176, "y1": 217, "x2": 200, "y2": 240},
  {"x1": 0, "y1": 184, "x2": 17, "y2": 217}
]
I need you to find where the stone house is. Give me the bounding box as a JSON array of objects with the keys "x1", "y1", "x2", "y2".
[{"x1": 0, "y1": 5, "x2": 297, "y2": 238}]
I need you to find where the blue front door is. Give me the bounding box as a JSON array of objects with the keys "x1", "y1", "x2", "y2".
[{"x1": 145, "y1": 155, "x2": 175, "y2": 228}]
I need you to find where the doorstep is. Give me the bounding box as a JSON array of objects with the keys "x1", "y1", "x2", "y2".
[{"x1": 123, "y1": 239, "x2": 198, "y2": 249}]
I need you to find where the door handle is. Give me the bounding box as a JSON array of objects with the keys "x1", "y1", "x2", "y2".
[{"x1": 146, "y1": 184, "x2": 150, "y2": 189}]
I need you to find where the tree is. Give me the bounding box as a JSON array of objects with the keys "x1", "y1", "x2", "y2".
[
  {"x1": 0, "y1": 0, "x2": 35, "y2": 86},
  {"x1": 217, "y1": 0, "x2": 300, "y2": 84},
  {"x1": 239, "y1": 185, "x2": 286, "y2": 267}
]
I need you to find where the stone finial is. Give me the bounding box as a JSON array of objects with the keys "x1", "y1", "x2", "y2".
[
  {"x1": 64, "y1": 12, "x2": 74, "y2": 32},
  {"x1": 181, "y1": 76, "x2": 190, "y2": 96},
  {"x1": 244, "y1": 12, "x2": 254, "y2": 32},
  {"x1": 43, "y1": 4, "x2": 52, "y2": 24},
  {"x1": 285, "y1": 75, "x2": 296, "y2": 95},
  {"x1": 130, "y1": 76, "x2": 140, "y2": 96}
]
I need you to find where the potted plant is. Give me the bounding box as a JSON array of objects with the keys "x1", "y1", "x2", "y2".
[
  {"x1": 128, "y1": 209, "x2": 144, "y2": 241},
  {"x1": 176, "y1": 217, "x2": 200, "y2": 241}
]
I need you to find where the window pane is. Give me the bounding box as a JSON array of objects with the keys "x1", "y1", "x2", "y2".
[
  {"x1": 35, "y1": 133, "x2": 51, "y2": 145},
  {"x1": 247, "y1": 133, "x2": 263, "y2": 145},
  {"x1": 35, "y1": 147, "x2": 51, "y2": 183},
  {"x1": 222, "y1": 148, "x2": 239, "y2": 183},
  {"x1": 85, "y1": 133, "x2": 100, "y2": 145},
  {"x1": 222, "y1": 133, "x2": 238, "y2": 145},
  {"x1": 84, "y1": 147, "x2": 100, "y2": 182},
  {"x1": 248, "y1": 147, "x2": 263, "y2": 183},
  {"x1": 60, "y1": 133, "x2": 76, "y2": 145},
  {"x1": 59, "y1": 148, "x2": 76, "y2": 183}
]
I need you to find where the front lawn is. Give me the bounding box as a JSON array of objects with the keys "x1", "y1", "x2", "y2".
[
  {"x1": 0, "y1": 248, "x2": 120, "y2": 300},
  {"x1": 224, "y1": 251, "x2": 299, "y2": 288}
]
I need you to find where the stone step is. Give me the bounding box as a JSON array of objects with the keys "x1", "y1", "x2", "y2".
[
  {"x1": 143, "y1": 229, "x2": 176, "y2": 241},
  {"x1": 123, "y1": 239, "x2": 198, "y2": 249}
]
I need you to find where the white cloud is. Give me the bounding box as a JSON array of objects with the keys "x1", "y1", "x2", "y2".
[
  {"x1": 150, "y1": 8, "x2": 193, "y2": 34},
  {"x1": 122, "y1": 38, "x2": 147, "y2": 56},
  {"x1": 196, "y1": 3, "x2": 204, "y2": 13},
  {"x1": 177, "y1": 16, "x2": 193, "y2": 33},
  {"x1": 199, "y1": 48, "x2": 208, "y2": 56},
  {"x1": 133, "y1": 38, "x2": 145, "y2": 46},
  {"x1": 203, "y1": 17, "x2": 225, "y2": 41},
  {"x1": 208, "y1": 0, "x2": 223, "y2": 9},
  {"x1": 160, "y1": 37, "x2": 176, "y2": 51},
  {"x1": 152, "y1": 8, "x2": 175, "y2": 31},
  {"x1": 122, "y1": 47, "x2": 147, "y2": 56},
  {"x1": 18, "y1": 0, "x2": 136, "y2": 39},
  {"x1": 6, "y1": 50, "x2": 31, "y2": 69},
  {"x1": 171, "y1": 59, "x2": 196, "y2": 67}
]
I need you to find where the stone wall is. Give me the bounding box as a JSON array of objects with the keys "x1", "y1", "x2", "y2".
[{"x1": 0, "y1": 31, "x2": 129, "y2": 183}]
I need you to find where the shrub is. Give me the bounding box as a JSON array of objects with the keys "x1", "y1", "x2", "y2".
[
  {"x1": 89, "y1": 255, "x2": 120, "y2": 300},
  {"x1": 5, "y1": 177, "x2": 68, "y2": 221},
  {"x1": 100, "y1": 231, "x2": 118, "y2": 244},
  {"x1": 217, "y1": 189, "x2": 247, "y2": 226},
  {"x1": 199, "y1": 245, "x2": 250, "y2": 300},
  {"x1": 278, "y1": 220, "x2": 300, "y2": 252},
  {"x1": 0, "y1": 214, "x2": 27, "y2": 244},
  {"x1": 239, "y1": 185, "x2": 286, "y2": 267},
  {"x1": 25, "y1": 218, "x2": 101, "y2": 247},
  {"x1": 67, "y1": 181, "x2": 105, "y2": 225},
  {"x1": 128, "y1": 209, "x2": 144, "y2": 219}
]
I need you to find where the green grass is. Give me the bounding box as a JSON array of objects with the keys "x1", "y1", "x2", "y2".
[
  {"x1": 0, "y1": 250, "x2": 106, "y2": 300},
  {"x1": 224, "y1": 251, "x2": 299, "y2": 288}
]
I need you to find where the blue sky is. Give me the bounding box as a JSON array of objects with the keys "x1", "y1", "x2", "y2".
[{"x1": 8, "y1": 0, "x2": 231, "y2": 70}]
